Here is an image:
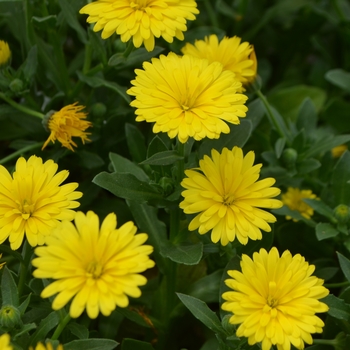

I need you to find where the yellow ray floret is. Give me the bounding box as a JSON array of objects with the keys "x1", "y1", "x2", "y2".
[
  {"x1": 180, "y1": 146, "x2": 282, "y2": 245},
  {"x1": 222, "y1": 247, "x2": 329, "y2": 350},
  {"x1": 32, "y1": 211, "x2": 155, "y2": 319}
]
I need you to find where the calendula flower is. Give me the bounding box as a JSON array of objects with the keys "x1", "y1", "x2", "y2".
[
  {"x1": 180, "y1": 147, "x2": 282, "y2": 245},
  {"x1": 0, "y1": 333, "x2": 12, "y2": 350},
  {"x1": 127, "y1": 53, "x2": 248, "y2": 143},
  {"x1": 0, "y1": 40, "x2": 11, "y2": 67},
  {"x1": 222, "y1": 247, "x2": 329, "y2": 350},
  {"x1": 332, "y1": 144, "x2": 347, "y2": 158},
  {"x1": 282, "y1": 187, "x2": 317, "y2": 221},
  {"x1": 79, "y1": 0, "x2": 199, "y2": 52},
  {"x1": 32, "y1": 211, "x2": 155, "y2": 319},
  {"x1": 0, "y1": 155, "x2": 82, "y2": 250},
  {"x1": 42, "y1": 103, "x2": 92, "y2": 152},
  {"x1": 30, "y1": 342, "x2": 63, "y2": 350},
  {"x1": 181, "y1": 34, "x2": 257, "y2": 89}
]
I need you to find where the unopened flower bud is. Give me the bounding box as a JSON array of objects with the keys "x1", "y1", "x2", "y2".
[
  {"x1": 9, "y1": 78, "x2": 23, "y2": 93},
  {"x1": 91, "y1": 103, "x2": 107, "y2": 118},
  {"x1": 42, "y1": 110, "x2": 55, "y2": 132},
  {"x1": 334, "y1": 204, "x2": 350, "y2": 224},
  {"x1": 221, "y1": 314, "x2": 236, "y2": 336},
  {"x1": 159, "y1": 177, "x2": 174, "y2": 196},
  {"x1": 0, "y1": 305, "x2": 22, "y2": 329},
  {"x1": 282, "y1": 148, "x2": 298, "y2": 167}
]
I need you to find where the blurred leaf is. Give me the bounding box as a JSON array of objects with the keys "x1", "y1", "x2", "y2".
[
  {"x1": 117, "y1": 308, "x2": 151, "y2": 329},
  {"x1": 177, "y1": 293, "x2": 224, "y2": 334},
  {"x1": 268, "y1": 85, "x2": 326, "y2": 122},
  {"x1": 32, "y1": 15, "x2": 57, "y2": 29},
  {"x1": 303, "y1": 199, "x2": 335, "y2": 221},
  {"x1": 296, "y1": 98, "x2": 317, "y2": 134},
  {"x1": 29, "y1": 311, "x2": 59, "y2": 346},
  {"x1": 21, "y1": 45, "x2": 38, "y2": 83},
  {"x1": 125, "y1": 123, "x2": 147, "y2": 163},
  {"x1": 93, "y1": 172, "x2": 162, "y2": 202},
  {"x1": 331, "y1": 151, "x2": 350, "y2": 206},
  {"x1": 245, "y1": 98, "x2": 266, "y2": 130},
  {"x1": 161, "y1": 242, "x2": 203, "y2": 265},
  {"x1": 18, "y1": 293, "x2": 31, "y2": 315},
  {"x1": 315, "y1": 223, "x2": 339, "y2": 241},
  {"x1": 337, "y1": 252, "x2": 350, "y2": 283},
  {"x1": 322, "y1": 98, "x2": 350, "y2": 133},
  {"x1": 325, "y1": 69, "x2": 350, "y2": 93},
  {"x1": 275, "y1": 138, "x2": 286, "y2": 158},
  {"x1": 140, "y1": 150, "x2": 183, "y2": 166},
  {"x1": 78, "y1": 151, "x2": 105, "y2": 169},
  {"x1": 1, "y1": 266, "x2": 19, "y2": 307},
  {"x1": 109, "y1": 152, "x2": 149, "y2": 182},
  {"x1": 323, "y1": 294, "x2": 350, "y2": 321},
  {"x1": 64, "y1": 339, "x2": 119, "y2": 350},
  {"x1": 273, "y1": 206, "x2": 316, "y2": 227},
  {"x1": 67, "y1": 322, "x2": 89, "y2": 340},
  {"x1": 147, "y1": 135, "x2": 168, "y2": 158},
  {"x1": 121, "y1": 339, "x2": 153, "y2": 350}
]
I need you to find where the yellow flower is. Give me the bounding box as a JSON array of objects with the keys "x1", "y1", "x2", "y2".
[
  {"x1": 222, "y1": 247, "x2": 329, "y2": 350},
  {"x1": 127, "y1": 52, "x2": 248, "y2": 143},
  {"x1": 42, "y1": 103, "x2": 92, "y2": 152},
  {"x1": 0, "y1": 155, "x2": 82, "y2": 250},
  {"x1": 180, "y1": 147, "x2": 283, "y2": 246},
  {"x1": 181, "y1": 34, "x2": 257, "y2": 89},
  {"x1": 0, "y1": 40, "x2": 11, "y2": 66},
  {"x1": 0, "y1": 333, "x2": 12, "y2": 350},
  {"x1": 282, "y1": 187, "x2": 317, "y2": 221},
  {"x1": 32, "y1": 211, "x2": 155, "y2": 319},
  {"x1": 30, "y1": 342, "x2": 63, "y2": 350},
  {"x1": 332, "y1": 144, "x2": 347, "y2": 158},
  {"x1": 79, "y1": 0, "x2": 199, "y2": 52}
]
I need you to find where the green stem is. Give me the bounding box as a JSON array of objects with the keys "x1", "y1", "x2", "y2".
[
  {"x1": 123, "y1": 40, "x2": 135, "y2": 58},
  {"x1": 313, "y1": 338, "x2": 337, "y2": 346},
  {"x1": 0, "y1": 142, "x2": 44, "y2": 165},
  {"x1": 51, "y1": 313, "x2": 71, "y2": 341},
  {"x1": 0, "y1": 93, "x2": 44, "y2": 119},
  {"x1": 176, "y1": 141, "x2": 185, "y2": 184},
  {"x1": 18, "y1": 241, "x2": 33, "y2": 297},
  {"x1": 203, "y1": 0, "x2": 219, "y2": 27},
  {"x1": 324, "y1": 281, "x2": 350, "y2": 288}
]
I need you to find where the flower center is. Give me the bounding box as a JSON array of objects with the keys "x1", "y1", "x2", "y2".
[
  {"x1": 18, "y1": 199, "x2": 35, "y2": 220},
  {"x1": 130, "y1": 0, "x2": 149, "y2": 10},
  {"x1": 86, "y1": 261, "x2": 103, "y2": 279},
  {"x1": 223, "y1": 193, "x2": 235, "y2": 206},
  {"x1": 267, "y1": 296, "x2": 278, "y2": 308}
]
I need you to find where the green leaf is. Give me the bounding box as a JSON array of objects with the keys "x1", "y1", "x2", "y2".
[
  {"x1": 22, "y1": 45, "x2": 38, "y2": 83},
  {"x1": 1, "y1": 266, "x2": 19, "y2": 306},
  {"x1": 245, "y1": 98, "x2": 266, "y2": 130},
  {"x1": 0, "y1": 244, "x2": 24, "y2": 263},
  {"x1": 275, "y1": 138, "x2": 286, "y2": 158},
  {"x1": 109, "y1": 152, "x2": 149, "y2": 182},
  {"x1": 198, "y1": 120, "x2": 252, "y2": 158},
  {"x1": 121, "y1": 339, "x2": 154, "y2": 350},
  {"x1": 177, "y1": 293, "x2": 224, "y2": 334},
  {"x1": 76, "y1": 71, "x2": 131, "y2": 104},
  {"x1": 325, "y1": 69, "x2": 350, "y2": 93},
  {"x1": 315, "y1": 223, "x2": 339, "y2": 241},
  {"x1": 337, "y1": 252, "x2": 350, "y2": 283},
  {"x1": 296, "y1": 158, "x2": 321, "y2": 174},
  {"x1": 117, "y1": 308, "x2": 151, "y2": 328},
  {"x1": 303, "y1": 199, "x2": 335, "y2": 220},
  {"x1": 125, "y1": 123, "x2": 147, "y2": 163},
  {"x1": 67, "y1": 322, "x2": 89, "y2": 340},
  {"x1": 58, "y1": 0, "x2": 88, "y2": 44},
  {"x1": 147, "y1": 135, "x2": 169, "y2": 158},
  {"x1": 12, "y1": 323, "x2": 37, "y2": 340},
  {"x1": 273, "y1": 206, "x2": 316, "y2": 227},
  {"x1": 64, "y1": 339, "x2": 119, "y2": 350},
  {"x1": 29, "y1": 311, "x2": 59, "y2": 346},
  {"x1": 18, "y1": 293, "x2": 31, "y2": 315},
  {"x1": 296, "y1": 98, "x2": 317, "y2": 134},
  {"x1": 93, "y1": 172, "x2": 162, "y2": 202},
  {"x1": 140, "y1": 150, "x2": 183, "y2": 166},
  {"x1": 78, "y1": 151, "x2": 105, "y2": 170},
  {"x1": 332, "y1": 151, "x2": 350, "y2": 205},
  {"x1": 160, "y1": 242, "x2": 203, "y2": 265},
  {"x1": 323, "y1": 294, "x2": 350, "y2": 321}
]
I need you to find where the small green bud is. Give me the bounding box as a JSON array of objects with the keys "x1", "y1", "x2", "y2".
[
  {"x1": 159, "y1": 177, "x2": 174, "y2": 196},
  {"x1": 9, "y1": 78, "x2": 23, "y2": 93},
  {"x1": 334, "y1": 332, "x2": 346, "y2": 350},
  {"x1": 281, "y1": 148, "x2": 298, "y2": 167},
  {"x1": 91, "y1": 103, "x2": 107, "y2": 118},
  {"x1": 0, "y1": 305, "x2": 22, "y2": 329},
  {"x1": 42, "y1": 110, "x2": 55, "y2": 132},
  {"x1": 221, "y1": 314, "x2": 236, "y2": 336},
  {"x1": 334, "y1": 204, "x2": 350, "y2": 224}
]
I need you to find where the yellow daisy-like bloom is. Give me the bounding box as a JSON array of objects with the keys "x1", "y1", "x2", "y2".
[
  {"x1": 181, "y1": 34, "x2": 257, "y2": 89},
  {"x1": 180, "y1": 147, "x2": 283, "y2": 246},
  {"x1": 127, "y1": 53, "x2": 248, "y2": 143},
  {"x1": 0, "y1": 333, "x2": 12, "y2": 350},
  {"x1": 0, "y1": 155, "x2": 82, "y2": 250},
  {"x1": 42, "y1": 103, "x2": 92, "y2": 152},
  {"x1": 222, "y1": 247, "x2": 329, "y2": 350},
  {"x1": 32, "y1": 211, "x2": 155, "y2": 319},
  {"x1": 0, "y1": 40, "x2": 11, "y2": 66},
  {"x1": 331, "y1": 144, "x2": 347, "y2": 158},
  {"x1": 282, "y1": 187, "x2": 317, "y2": 221},
  {"x1": 30, "y1": 342, "x2": 63, "y2": 350},
  {"x1": 79, "y1": 0, "x2": 199, "y2": 52}
]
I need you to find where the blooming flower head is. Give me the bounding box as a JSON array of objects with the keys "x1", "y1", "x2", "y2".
[
  {"x1": 127, "y1": 52, "x2": 248, "y2": 143},
  {"x1": 32, "y1": 211, "x2": 155, "y2": 319},
  {"x1": 0, "y1": 40, "x2": 11, "y2": 67},
  {"x1": 0, "y1": 155, "x2": 82, "y2": 250},
  {"x1": 281, "y1": 187, "x2": 317, "y2": 221},
  {"x1": 181, "y1": 34, "x2": 257, "y2": 90},
  {"x1": 42, "y1": 103, "x2": 92, "y2": 152},
  {"x1": 30, "y1": 342, "x2": 63, "y2": 350},
  {"x1": 79, "y1": 0, "x2": 199, "y2": 52},
  {"x1": 222, "y1": 247, "x2": 329, "y2": 350},
  {"x1": 332, "y1": 144, "x2": 347, "y2": 158},
  {"x1": 180, "y1": 147, "x2": 283, "y2": 245},
  {"x1": 0, "y1": 333, "x2": 12, "y2": 350}
]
